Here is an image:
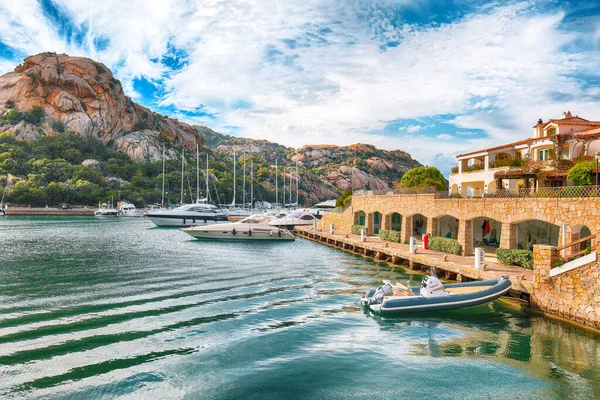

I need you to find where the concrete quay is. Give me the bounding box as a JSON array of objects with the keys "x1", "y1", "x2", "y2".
[
  {"x1": 296, "y1": 226, "x2": 533, "y2": 297},
  {"x1": 4, "y1": 207, "x2": 95, "y2": 216}
]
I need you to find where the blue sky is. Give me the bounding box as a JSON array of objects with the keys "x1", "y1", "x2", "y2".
[{"x1": 1, "y1": 1, "x2": 600, "y2": 174}]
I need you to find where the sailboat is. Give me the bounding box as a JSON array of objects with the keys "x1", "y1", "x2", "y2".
[
  {"x1": 146, "y1": 147, "x2": 228, "y2": 227},
  {"x1": 225, "y1": 149, "x2": 251, "y2": 221}
]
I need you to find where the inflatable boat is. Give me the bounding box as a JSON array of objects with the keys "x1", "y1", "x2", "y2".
[{"x1": 360, "y1": 275, "x2": 511, "y2": 315}]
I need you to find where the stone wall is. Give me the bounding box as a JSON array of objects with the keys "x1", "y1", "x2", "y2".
[
  {"x1": 319, "y1": 193, "x2": 600, "y2": 256},
  {"x1": 532, "y1": 240, "x2": 600, "y2": 330}
]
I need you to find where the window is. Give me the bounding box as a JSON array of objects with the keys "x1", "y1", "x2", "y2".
[
  {"x1": 300, "y1": 215, "x2": 314, "y2": 220},
  {"x1": 547, "y1": 127, "x2": 556, "y2": 136},
  {"x1": 392, "y1": 213, "x2": 401, "y2": 223},
  {"x1": 561, "y1": 146, "x2": 569, "y2": 160},
  {"x1": 538, "y1": 149, "x2": 550, "y2": 161}
]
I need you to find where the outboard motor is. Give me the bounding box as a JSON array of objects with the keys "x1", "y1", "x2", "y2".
[
  {"x1": 420, "y1": 275, "x2": 449, "y2": 298},
  {"x1": 362, "y1": 282, "x2": 393, "y2": 306}
]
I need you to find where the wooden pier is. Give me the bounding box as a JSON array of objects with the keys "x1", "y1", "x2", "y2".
[
  {"x1": 4, "y1": 207, "x2": 95, "y2": 216},
  {"x1": 296, "y1": 226, "x2": 533, "y2": 297}
]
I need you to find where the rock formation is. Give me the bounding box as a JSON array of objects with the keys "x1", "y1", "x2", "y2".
[{"x1": 0, "y1": 52, "x2": 205, "y2": 161}]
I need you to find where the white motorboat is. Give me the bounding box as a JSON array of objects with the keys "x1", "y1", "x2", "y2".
[
  {"x1": 94, "y1": 203, "x2": 119, "y2": 216},
  {"x1": 146, "y1": 203, "x2": 229, "y2": 227},
  {"x1": 225, "y1": 207, "x2": 252, "y2": 221},
  {"x1": 118, "y1": 201, "x2": 144, "y2": 217},
  {"x1": 268, "y1": 211, "x2": 317, "y2": 229},
  {"x1": 181, "y1": 215, "x2": 295, "y2": 241}
]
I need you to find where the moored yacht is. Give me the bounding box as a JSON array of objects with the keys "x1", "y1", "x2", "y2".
[
  {"x1": 118, "y1": 201, "x2": 144, "y2": 217},
  {"x1": 181, "y1": 214, "x2": 295, "y2": 241},
  {"x1": 146, "y1": 203, "x2": 228, "y2": 227},
  {"x1": 268, "y1": 211, "x2": 317, "y2": 230},
  {"x1": 94, "y1": 203, "x2": 119, "y2": 216}
]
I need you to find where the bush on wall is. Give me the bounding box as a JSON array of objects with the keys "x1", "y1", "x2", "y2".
[
  {"x1": 496, "y1": 248, "x2": 534, "y2": 270},
  {"x1": 379, "y1": 229, "x2": 401, "y2": 243},
  {"x1": 428, "y1": 236, "x2": 462, "y2": 255},
  {"x1": 351, "y1": 224, "x2": 365, "y2": 235}
]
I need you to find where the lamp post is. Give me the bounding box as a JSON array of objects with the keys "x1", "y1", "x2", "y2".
[{"x1": 594, "y1": 152, "x2": 600, "y2": 189}]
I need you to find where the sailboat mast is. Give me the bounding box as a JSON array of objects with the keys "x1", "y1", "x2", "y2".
[
  {"x1": 243, "y1": 155, "x2": 246, "y2": 209},
  {"x1": 250, "y1": 160, "x2": 254, "y2": 210},
  {"x1": 206, "y1": 154, "x2": 209, "y2": 203},
  {"x1": 275, "y1": 159, "x2": 278, "y2": 206},
  {"x1": 289, "y1": 166, "x2": 292, "y2": 206},
  {"x1": 296, "y1": 161, "x2": 299, "y2": 207},
  {"x1": 180, "y1": 149, "x2": 184, "y2": 204},
  {"x1": 161, "y1": 146, "x2": 165, "y2": 207},
  {"x1": 196, "y1": 143, "x2": 200, "y2": 203},
  {"x1": 282, "y1": 166, "x2": 285, "y2": 207},
  {"x1": 233, "y1": 149, "x2": 236, "y2": 205}
]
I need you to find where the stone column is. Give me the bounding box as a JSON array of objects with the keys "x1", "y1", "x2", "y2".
[
  {"x1": 457, "y1": 219, "x2": 473, "y2": 256},
  {"x1": 401, "y1": 215, "x2": 412, "y2": 244},
  {"x1": 366, "y1": 213, "x2": 374, "y2": 236},
  {"x1": 500, "y1": 223, "x2": 517, "y2": 249},
  {"x1": 427, "y1": 217, "x2": 438, "y2": 237},
  {"x1": 382, "y1": 214, "x2": 391, "y2": 231},
  {"x1": 533, "y1": 245, "x2": 555, "y2": 288}
]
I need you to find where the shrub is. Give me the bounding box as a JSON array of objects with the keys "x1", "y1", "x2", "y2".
[
  {"x1": 351, "y1": 224, "x2": 365, "y2": 235},
  {"x1": 24, "y1": 106, "x2": 45, "y2": 125},
  {"x1": 567, "y1": 161, "x2": 595, "y2": 186},
  {"x1": 429, "y1": 236, "x2": 462, "y2": 255},
  {"x1": 4, "y1": 109, "x2": 23, "y2": 124},
  {"x1": 584, "y1": 246, "x2": 591, "y2": 256},
  {"x1": 552, "y1": 259, "x2": 565, "y2": 268},
  {"x1": 5, "y1": 99, "x2": 15, "y2": 109},
  {"x1": 496, "y1": 249, "x2": 534, "y2": 270},
  {"x1": 379, "y1": 229, "x2": 400, "y2": 243}
]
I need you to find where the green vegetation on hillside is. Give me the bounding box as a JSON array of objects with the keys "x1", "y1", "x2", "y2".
[{"x1": 0, "y1": 131, "x2": 300, "y2": 207}]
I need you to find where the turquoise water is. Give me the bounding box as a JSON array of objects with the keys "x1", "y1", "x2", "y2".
[{"x1": 0, "y1": 217, "x2": 599, "y2": 399}]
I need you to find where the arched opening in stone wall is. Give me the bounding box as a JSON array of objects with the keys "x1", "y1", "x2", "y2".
[
  {"x1": 516, "y1": 219, "x2": 560, "y2": 249},
  {"x1": 389, "y1": 212, "x2": 402, "y2": 231},
  {"x1": 437, "y1": 215, "x2": 459, "y2": 239},
  {"x1": 571, "y1": 224, "x2": 593, "y2": 252},
  {"x1": 472, "y1": 217, "x2": 502, "y2": 250},
  {"x1": 354, "y1": 210, "x2": 366, "y2": 226},
  {"x1": 373, "y1": 212, "x2": 382, "y2": 234},
  {"x1": 412, "y1": 214, "x2": 427, "y2": 238}
]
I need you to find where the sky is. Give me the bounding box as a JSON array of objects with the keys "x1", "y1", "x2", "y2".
[{"x1": 1, "y1": 0, "x2": 600, "y2": 175}]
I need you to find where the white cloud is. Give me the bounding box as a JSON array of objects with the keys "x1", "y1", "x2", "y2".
[
  {"x1": 437, "y1": 134, "x2": 453, "y2": 140},
  {"x1": 398, "y1": 124, "x2": 422, "y2": 133},
  {"x1": 0, "y1": 0, "x2": 599, "y2": 175}
]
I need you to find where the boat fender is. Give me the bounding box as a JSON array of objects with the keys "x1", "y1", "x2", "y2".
[
  {"x1": 278, "y1": 230, "x2": 282, "y2": 237},
  {"x1": 249, "y1": 229, "x2": 252, "y2": 237},
  {"x1": 270, "y1": 230, "x2": 273, "y2": 236},
  {"x1": 232, "y1": 228, "x2": 237, "y2": 236}
]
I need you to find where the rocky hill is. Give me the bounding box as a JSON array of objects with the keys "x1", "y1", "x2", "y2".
[
  {"x1": 0, "y1": 53, "x2": 422, "y2": 205},
  {"x1": 0, "y1": 52, "x2": 204, "y2": 161}
]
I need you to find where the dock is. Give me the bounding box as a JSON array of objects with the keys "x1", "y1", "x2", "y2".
[
  {"x1": 4, "y1": 207, "x2": 95, "y2": 216},
  {"x1": 296, "y1": 226, "x2": 533, "y2": 297}
]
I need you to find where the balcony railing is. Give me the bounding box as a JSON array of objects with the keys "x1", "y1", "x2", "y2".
[{"x1": 353, "y1": 185, "x2": 600, "y2": 199}]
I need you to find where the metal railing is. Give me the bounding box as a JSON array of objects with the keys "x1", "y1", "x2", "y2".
[
  {"x1": 353, "y1": 185, "x2": 600, "y2": 199},
  {"x1": 353, "y1": 187, "x2": 437, "y2": 196}
]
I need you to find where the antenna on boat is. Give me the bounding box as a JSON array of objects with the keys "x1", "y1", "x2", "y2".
[
  {"x1": 232, "y1": 149, "x2": 236, "y2": 206},
  {"x1": 180, "y1": 148, "x2": 185, "y2": 205},
  {"x1": 196, "y1": 142, "x2": 200, "y2": 203},
  {"x1": 161, "y1": 146, "x2": 166, "y2": 207}
]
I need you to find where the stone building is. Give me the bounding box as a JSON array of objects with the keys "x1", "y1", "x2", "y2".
[{"x1": 449, "y1": 112, "x2": 600, "y2": 197}]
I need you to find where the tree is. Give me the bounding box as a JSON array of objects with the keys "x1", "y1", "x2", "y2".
[
  {"x1": 567, "y1": 161, "x2": 595, "y2": 186},
  {"x1": 395, "y1": 166, "x2": 447, "y2": 191},
  {"x1": 24, "y1": 106, "x2": 45, "y2": 125},
  {"x1": 336, "y1": 188, "x2": 352, "y2": 207}
]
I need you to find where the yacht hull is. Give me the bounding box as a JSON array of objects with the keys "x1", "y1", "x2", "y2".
[
  {"x1": 119, "y1": 210, "x2": 144, "y2": 217},
  {"x1": 148, "y1": 216, "x2": 229, "y2": 227}
]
